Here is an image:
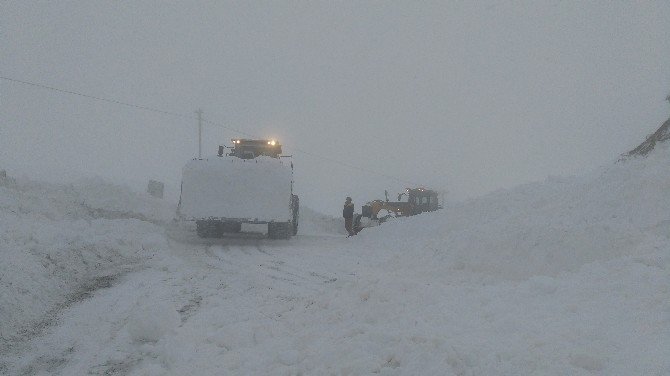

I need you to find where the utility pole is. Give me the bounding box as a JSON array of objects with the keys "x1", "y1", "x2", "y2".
[{"x1": 196, "y1": 109, "x2": 203, "y2": 159}]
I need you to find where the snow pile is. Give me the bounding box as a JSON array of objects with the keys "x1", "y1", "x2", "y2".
[
  {"x1": 0, "y1": 175, "x2": 174, "y2": 224},
  {"x1": 298, "y1": 206, "x2": 347, "y2": 235},
  {"x1": 359, "y1": 141, "x2": 670, "y2": 281},
  {"x1": 178, "y1": 156, "x2": 294, "y2": 222},
  {"x1": 69, "y1": 176, "x2": 176, "y2": 224},
  {"x1": 127, "y1": 300, "x2": 180, "y2": 343},
  {"x1": 0, "y1": 175, "x2": 169, "y2": 346}
]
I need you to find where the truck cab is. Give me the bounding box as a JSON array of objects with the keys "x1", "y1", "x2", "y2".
[
  {"x1": 406, "y1": 188, "x2": 440, "y2": 215},
  {"x1": 224, "y1": 139, "x2": 282, "y2": 159}
]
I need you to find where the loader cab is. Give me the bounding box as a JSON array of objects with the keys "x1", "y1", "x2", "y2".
[
  {"x1": 407, "y1": 188, "x2": 439, "y2": 215},
  {"x1": 228, "y1": 139, "x2": 282, "y2": 159}
]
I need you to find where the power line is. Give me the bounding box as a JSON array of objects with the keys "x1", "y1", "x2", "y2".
[
  {"x1": 202, "y1": 118, "x2": 256, "y2": 138},
  {"x1": 1, "y1": 75, "x2": 263, "y2": 139},
  {"x1": 1, "y1": 76, "x2": 191, "y2": 120},
  {"x1": 290, "y1": 146, "x2": 417, "y2": 186},
  {"x1": 1, "y1": 75, "x2": 421, "y2": 187}
]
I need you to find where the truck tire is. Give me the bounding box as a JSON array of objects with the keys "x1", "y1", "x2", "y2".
[
  {"x1": 220, "y1": 222, "x2": 242, "y2": 234},
  {"x1": 268, "y1": 222, "x2": 292, "y2": 239},
  {"x1": 196, "y1": 220, "x2": 218, "y2": 238},
  {"x1": 292, "y1": 217, "x2": 299, "y2": 236},
  {"x1": 291, "y1": 195, "x2": 299, "y2": 236}
]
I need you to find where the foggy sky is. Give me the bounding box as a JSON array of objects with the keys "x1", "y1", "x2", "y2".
[{"x1": 2, "y1": 1, "x2": 669, "y2": 214}]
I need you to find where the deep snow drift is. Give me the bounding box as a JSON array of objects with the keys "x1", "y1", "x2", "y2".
[
  {"x1": 360, "y1": 143, "x2": 670, "y2": 281},
  {"x1": 1, "y1": 141, "x2": 669, "y2": 375},
  {"x1": 0, "y1": 176, "x2": 172, "y2": 348}
]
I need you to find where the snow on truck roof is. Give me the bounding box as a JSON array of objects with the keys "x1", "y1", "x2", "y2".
[{"x1": 178, "y1": 155, "x2": 294, "y2": 222}]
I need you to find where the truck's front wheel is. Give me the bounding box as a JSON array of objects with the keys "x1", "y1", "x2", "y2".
[
  {"x1": 268, "y1": 222, "x2": 292, "y2": 239},
  {"x1": 291, "y1": 195, "x2": 299, "y2": 236},
  {"x1": 220, "y1": 222, "x2": 242, "y2": 234},
  {"x1": 196, "y1": 220, "x2": 218, "y2": 238}
]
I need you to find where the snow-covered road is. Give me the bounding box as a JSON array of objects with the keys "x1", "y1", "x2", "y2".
[
  {"x1": 1, "y1": 142, "x2": 669, "y2": 375},
  {"x1": 5, "y1": 229, "x2": 431, "y2": 375},
  {"x1": 5, "y1": 229, "x2": 669, "y2": 375}
]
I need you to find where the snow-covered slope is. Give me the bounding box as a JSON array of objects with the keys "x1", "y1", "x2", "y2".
[
  {"x1": 358, "y1": 140, "x2": 670, "y2": 281},
  {"x1": 624, "y1": 116, "x2": 670, "y2": 157},
  {"x1": 0, "y1": 176, "x2": 172, "y2": 347}
]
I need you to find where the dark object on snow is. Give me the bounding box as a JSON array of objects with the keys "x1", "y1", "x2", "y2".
[
  {"x1": 343, "y1": 201, "x2": 354, "y2": 219},
  {"x1": 0, "y1": 170, "x2": 5, "y2": 179},
  {"x1": 343, "y1": 199, "x2": 356, "y2": 236},
  {"x1": 622, "y1": 116, "x2": 670, "y2": 158}
]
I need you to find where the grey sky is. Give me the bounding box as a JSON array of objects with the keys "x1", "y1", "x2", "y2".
[{"x1": 2, "y1": 1, "x2": 669, "y2": 214}]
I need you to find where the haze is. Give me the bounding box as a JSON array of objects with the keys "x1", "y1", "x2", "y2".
[{"x1": 2, "y1": 1, "x2": 669, "y2": 214}]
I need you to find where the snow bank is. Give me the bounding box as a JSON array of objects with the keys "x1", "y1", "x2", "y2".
[
  {"x1": 0, "y1": 175, "x2": 170, "y2": 345},
  {"x1": 298, "y1": 206, "x2": 347, "y2": 235},
  {"x1": 178, "y1": 156, "x2": 293, "y2": 222},
  {"x1": 69, "y1": 176, "x2": 176, "y2": 224},
  {"x1": 358, "y1": 141, "x2": 670, "y2": 281},
  {"x1": 127, "y1": 300, "x2": 180, "y2": 343}
]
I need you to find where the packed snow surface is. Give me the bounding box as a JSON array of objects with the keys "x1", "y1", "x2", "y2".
[
  {"x1": 1, "y1": 142, "x2": 669, "y2": 375},
  {"x1": 178, "y1": 156, "x2": 294, "y2": 222}
]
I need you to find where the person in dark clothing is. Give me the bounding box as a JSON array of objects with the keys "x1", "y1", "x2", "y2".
[{"x1": 342, "y1": 196, "x2": 356, "y2": 236}]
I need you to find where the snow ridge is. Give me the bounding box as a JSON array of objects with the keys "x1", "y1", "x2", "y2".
[
  {"x1": 624, "y1": 115, "x2": 670, "y2": 157},
  {"x1": 359, "y1": 141, "x2": 669, "y2": 281},
  {"x1": 0, "y1": 176, "x2": 170, "y2": 350}
]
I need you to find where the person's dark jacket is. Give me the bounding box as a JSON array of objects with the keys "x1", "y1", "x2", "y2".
[{"x1": 342, "y1": 202, "x2": 354, "y2": 219}]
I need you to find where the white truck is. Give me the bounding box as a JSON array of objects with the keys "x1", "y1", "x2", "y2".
[{"x1": 177, "y1": 139, "x2": 299, "y2": 239}]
